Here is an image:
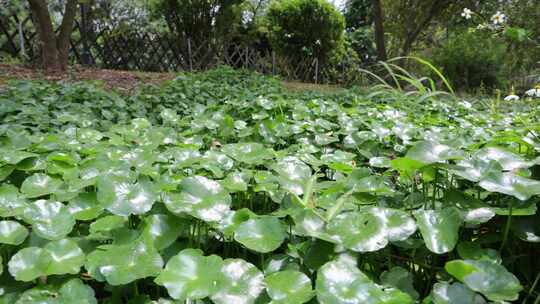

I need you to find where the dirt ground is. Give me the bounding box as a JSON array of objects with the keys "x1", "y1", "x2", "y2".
[
  {"x1": 0, "y1": 63, "x2": 176, "y2": 94},
  {"x1": 0, "y1": 63, "x2": 345, "y2": 94}
]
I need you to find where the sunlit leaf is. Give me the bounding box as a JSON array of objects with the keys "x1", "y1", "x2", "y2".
[
  {"x1": 0, "y1": 184, "x2": 27, "y2": 217},
  {"x1": 155, "y1": 248, "x2": 224, "y2": 301},
  {"x1": 164, "y1": 176, "x2": 231, "y2": 222},
  {"x1": 479, "y1": 172, "x2": 540, "y2": 201},
  {"x1": 414, "y1": 208, "x2": 462, "y2": 254},
  {"x1": 432, "y1": 282, "x2": 486, "y2": 304},
  {"x1": 23, "y1": 200, "x2": 75, "y2": 241},
  {"x1": 406, "y1": 141, "x2": 463, "y2": 165},
  {"x1": 142, "y1": 214, "x2": 188, "y2": 250},
  {"x1": 85, "y1": 239, "x2": 163, "y2": 285},
  {"x1": 0, "y1": 221, "x2": 28, "y2": 245},
  {"x1": 234, "y1": 217, "x2": 286, "y2": 253},
  {"x1": 211, "y1": 259, "x2": 265, "y2": 304},
  {"x1": 97, "y1": 176, "x2": 157, "y2": 216},
  {"x1": 222, "y1": 143, "x2": 274, "y2": 165},
  {"x1": 265, "y1": 270, "x2": 314, "y2": 304},
  {"x1": 316, "y1": 259, "x2": 413, "y2": 304},
  {"x1": 43, "y1": 238, "x2": 85, "y2": 275},
  {"x1": 8, "y1": 247, "x2": 51, "y2": 281},
  {"x1": 21, "y1": 174, "x2": 63, "y2": 198},
  {"x1": 445, "y1": 259, "x2": 522, "y2": 301},
  {"x1": 327, "y1": 207, "x2": 416, "y2": 252}
]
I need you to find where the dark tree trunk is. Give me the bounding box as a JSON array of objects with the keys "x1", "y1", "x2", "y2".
[
  {"x1": 56, "y1": 0, "x2": 78, "y2": 70},
  {"x1": 28, "y1": 0, "x2": 58, "y2": 71},
  {"x1": 371, "y1": 0, "x2": 387, "y2": 61},
  {"x1": 28, "y1": 0, "x2": 78, "y2": 72},
  {"x1": 400, "y1": 0, "x2": 452, "y2": 56}
]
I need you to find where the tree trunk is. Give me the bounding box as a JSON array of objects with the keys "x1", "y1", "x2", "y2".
[
  {"x1": 28, "y1": 0, "x2": 59, "y2": 71},
  {"x1": 400, "y1": 0, "x2": 451, "y2": 56},
  {"x1": 371, "y1": 0, "x2": 387, "y2": 61},
  {"x1": 56, "y1": 0, "x2": 78, "y2": 70},
  {"x1": 28, "y1": 0, "x2": 78, "y2": 72}
]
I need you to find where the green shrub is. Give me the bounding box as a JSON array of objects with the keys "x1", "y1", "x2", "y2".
[
  {"x1": 266, "y1": 0, "x2": 345, "y2": 63},
  {"x1": 345, "y1": 27, "x2": 376, "y2": 64},
  {"x1": 431, "y1": 31, "x2": 507, "y2": 91}
]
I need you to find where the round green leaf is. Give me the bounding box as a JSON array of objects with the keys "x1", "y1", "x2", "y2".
[
  {"x1": 457, "y1": 242, "x2": 501, "y2": 262},
  {"x1": 97, "y1": 176, "x2": 157, "y2": 216},
  {"x1": 0, "y1": 221, "x2": 28, "y2": 245},
  {"x1": 445, "y1": 259, "x2": 523, "y2": 302},
  {"x1": 406, "y1": 141, "x2": 463, "y2": 165},
  {"x1": 462, "y1": 207, "x2": 495, "y2": 225},
  {"x1": 85, "y1": 239, "x2": 163, "y2": 285},
  {"x1": 474, "y1": 147, "x2": 531, "y2": 171},
  {"x1": 57, "y1": 279, "x2": 97, "y2": 304},
  {"x1": 163, "y1": 176, "x2": 231, "y2": 222},
  {"x1": 479, "y1": 172, "x2": 540, "y2": 201},
  {"x1": 23, "y1": 200, "x2": 75, "y2": 241},
  {"x1": 265, "y1": 270, "x2": 314, "y2": 304},
  {"x1": 378, "y1": 207, "x2": 417, "y2": 242},
  {"x1": 414, "y1": 208, "x2": 462, "y2": 254},
  {"x1": 316, "y1": 259, "x2": 413, "y2": 304},
  {"x1": 222, "y1": 143, "x2": 274, "y2": 165},
  {"x1": 21, "y1": 173, "x2": 63, "y2": 198},
  {"x1": 8, "y1": 247, "x2": 51, "y2": 281},
  {"x1": 89, "y1": 215, "x2": 127, "y2": 234},
  {"x1": 0, "y1": 184, "x2": 27, "y2": 217},
  {"x1": 0, "y1": 165, "x2": 15, "y2": 182},
  {"x1": 327, "y1": 207, "x2": 415, "y2": 253},
  {"x1": 222, "y1": 171, "x2": 251, "y2": 193},
  {"x1": 0, "y1": 151, "x2": 37, "y2": 165},
  {"x1": 451, "y1": 158, "x2": 502, "y2": 182},
  {"x1": 234, "y1": 217, "x2": 286, "y2": 253},
  {"x1": 67, "y1": 192, "x2": 103, "y2": 221},
  {"x1": 43, "y1": 239, "x2": 85, "y2": 275},
  {"x1": 14, "y1": 279, "x2": 97, "y2": 304},
  {"x1": 142, "y1": 214, "x2": 188, "y2": 250},
  {"x1": 327, "y1": 211, "x2": 387, "y2": 252},
  {"x1": 155, "y1": 248, "x2": 224, "y2": 301},
  {"x1": 211, "y1": 259, "x2": 265, "y2": 304},
  {"x1": 380, "y1": 267, "x2": 419, "y2": 300},
  {"x1": 272, "y1": 156, "x2": 312, "y2": 195},
  {"x1": 13, "y1": 286, "x2": 58, "y2": 304},
  {"x1": 432, "y1": 282, "x2": 486, "y2": 304}
]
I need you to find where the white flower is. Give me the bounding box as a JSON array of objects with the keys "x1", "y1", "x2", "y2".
[
  {"x1": 525, "y1": 88, "x2": 540, "y2": 98},
  {"x1": 461, "y1": 8, "x2": 473, "y2": 19},
  {"x1": 459, "y1": 100, "x2": 472, "y2": 109},
  {"x1": 285, "y1": 33, "x2": 292, "y2": 38},
  {"x1": 315, "y1": 39, "x2": 321, "y2": 45},
  {"x1": 504, "y1": 94, "x2": 520, "y2": 101},
  {"x1": 491, "y1": 11, "x2": 506, "y2": 25}
]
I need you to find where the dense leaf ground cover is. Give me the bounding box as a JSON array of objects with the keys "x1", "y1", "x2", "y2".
[{"x1": 0, "y1": 67, "x2": 539, "y2": 303}]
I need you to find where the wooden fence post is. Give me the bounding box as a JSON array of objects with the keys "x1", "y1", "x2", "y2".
[
  {"x1": 80, "y1": 3, "x2": 92, "y2": 65},
  {"x1": 187, "y1": 38, "x2": 193, "y2": 71},
  {"x1": 17, "y1": 20, "x2": 26, "y2": 58},
  {"x1": 272, "y1": 51, "x2": 276, "y2": 76},
  {"x1": 314, "y1": 58, "x2": 319, "y2": 84},
  {"x1": 245, "y1": 46, "x2": 249, "y2": 69}
]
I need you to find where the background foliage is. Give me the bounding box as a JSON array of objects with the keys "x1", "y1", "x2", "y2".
[{"x1": 266, "y1": 0, "x2": 345, "y2": 63}]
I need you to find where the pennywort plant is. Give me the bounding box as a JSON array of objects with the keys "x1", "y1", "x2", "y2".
[{"x1": 0, "y1": 67, "x2": 539, "y2": 303}]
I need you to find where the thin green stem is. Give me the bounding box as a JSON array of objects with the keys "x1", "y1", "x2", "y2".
[
  {"x1": 523, "y1": 272, "x2": 540, "y2": 304},
  {"x1": 499, "y1": 201, "x2": 513, "y2": 252}
]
